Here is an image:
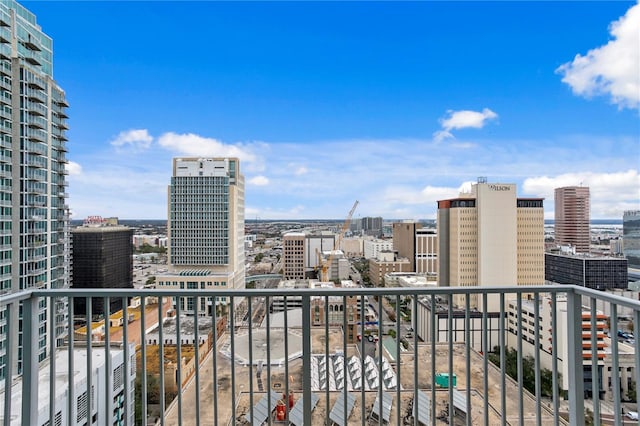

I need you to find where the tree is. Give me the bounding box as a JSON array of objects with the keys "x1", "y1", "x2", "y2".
[
  {"x1": 628, "y1": 380, "x2": 637, "y2": 402},
  {"x1": 254, "y1": 253, "x2": 264, "y2": 263},
  {"x1": 489, "y1": 346, "x2": 558, "y2": 397}
]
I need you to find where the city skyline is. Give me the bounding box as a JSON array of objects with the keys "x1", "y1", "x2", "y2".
[{"x1": 27, "y1": 1, "x2": 640, "y2": 220}]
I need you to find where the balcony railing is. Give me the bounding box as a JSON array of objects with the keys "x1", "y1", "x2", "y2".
[{"x1": 1, "y1": 285, "x2": 640, "y2": 426}]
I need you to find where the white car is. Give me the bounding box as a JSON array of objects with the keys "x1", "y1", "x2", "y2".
[{"x1": 626, "y1": 411, "x2": 639, "y2": 420}]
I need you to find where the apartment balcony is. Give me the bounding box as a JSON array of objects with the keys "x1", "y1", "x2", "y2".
[
  {"x1": 1, "y1": 285, "x2": 639, "y2": 426},
  {"x1": 26, "y1": 100, "x2": 47, "y2": 117}
]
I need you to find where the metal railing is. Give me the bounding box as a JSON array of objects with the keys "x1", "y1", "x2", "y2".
[{"x1": 1, "y1": 285, "x2": 640, "y2": 426}]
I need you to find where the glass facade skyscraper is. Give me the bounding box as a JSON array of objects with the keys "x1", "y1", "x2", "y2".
[
  {"x1": 0, "y1": 1, "x2": 70, "y2": 379},
  {"x1": 624, "y1": 210, "x2": 640, "y2": 269}
]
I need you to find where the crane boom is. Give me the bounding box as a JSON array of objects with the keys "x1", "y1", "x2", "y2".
[{"x1": 320, "y1": 200, "x2": 359, "y2": 282}]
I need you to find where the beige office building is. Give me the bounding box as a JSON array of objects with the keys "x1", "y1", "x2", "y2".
[
  {"x1": 437, "y1": 179, "x2": 544, "y2": 311},
  {"x1": 416, "y1": 228, "x2": 438, "y2": 275},
  {"x1": 283, "y1": 232, "x2": 306, "y2": 280},
  {"x1": 158, "y1": 157, "x2": 245, "y2": 315},
  {"x1": 555, "y1": 186, "x2": 590, "y2": 253}
]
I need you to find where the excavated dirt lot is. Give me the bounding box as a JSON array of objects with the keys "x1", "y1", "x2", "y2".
[{"x1": 163, "y1": 327, "x2": 563, "y2": 425}]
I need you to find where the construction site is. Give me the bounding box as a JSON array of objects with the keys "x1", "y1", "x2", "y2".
[{"x1": 161, "y1": 326, "x2": 563, "y2": 425}]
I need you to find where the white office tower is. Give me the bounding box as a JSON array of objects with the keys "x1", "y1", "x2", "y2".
[
  {"x1": 0, "y1": 1, "x2": 71, "y2": 380},
  {"x1": 159, "y1": 158, "x2": 245, "y2": 315}
]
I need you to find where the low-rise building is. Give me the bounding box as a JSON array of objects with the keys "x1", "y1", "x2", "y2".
[
  {"x1": 545, "y1": 252, "x2": 628, "y2": 290},
  {"x1": 369, "y1": 251, "x2": 411, "y2": 286}
]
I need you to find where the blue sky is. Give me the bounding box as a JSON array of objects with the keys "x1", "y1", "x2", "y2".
[{"x1": 26, "y1": 1, "x2": 640, "y2": 220}]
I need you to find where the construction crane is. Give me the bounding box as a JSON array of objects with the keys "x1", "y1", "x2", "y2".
[{"x1": 318, "y1": 200, "x2": 359, "y2": 282}]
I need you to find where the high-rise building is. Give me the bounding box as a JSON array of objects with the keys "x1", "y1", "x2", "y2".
[
  {"x1": 623, "y1": 210, "x2": 640, "y2": 269},
  {"x1": 554, "y1": 186, "x2": 590, "y2": 253},
  {"x1": 71, "y1": 222, "x2": 133, "y2": 319},
  {"x1": 415, "y1": 228, "x2": 438, "y2": 275},
  {"x1": 282, "y1": 232, "x2": 305, "y2": 280},
  {"x1": 437, "y1": 179, "x2": 544, "y2": 311},
  {"x1": 392, "y1": 221, "x2": 422, "y2": 272},
  {"x1": 0, "y1": 1, "x2": 70, "y2": 379},
  {"x1": 158, "y1": 158, "x2": 245, "y2": 315}
]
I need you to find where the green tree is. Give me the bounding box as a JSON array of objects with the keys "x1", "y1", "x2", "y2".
[
  {"x1": 254, "y1": 253, "x2": 264, "y2": 263},
  {"x1": 628, "y1": 380, "x2": 637, "y2": 402},
  {"x1": 489, "y1": 346, "x2": 558, "y2": 397}
]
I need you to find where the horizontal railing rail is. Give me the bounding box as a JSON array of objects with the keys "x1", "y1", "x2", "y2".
[{"x1": 2, "y1": 284, "x2": 640, "y2": 426}]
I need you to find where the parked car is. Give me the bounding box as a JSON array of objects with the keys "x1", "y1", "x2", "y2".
[{"x1": 626, "y1": 411, "x2": 638, "y2": 420}]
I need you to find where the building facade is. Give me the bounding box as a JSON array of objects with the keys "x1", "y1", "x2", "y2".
[
  {"x1": 554, "y1": 186, "x2": 590, "y2": 253},
  {"x1": 437, "y1": 179, "x2": 544, "y2": 311},
  {"x1": 0, "y1": 1, "x2": 71, "y2": 379},
  {"x1": 415, "y1": 228, "x2": 438, "y2": 275},
  {"x1": 158, "y1": 157, "x2": 245, "y2": 315},
  {"x1": 282, "y1": 232, "x2": 305, "y2": 280},
  {"x1": 623, "y1": 210, "x2": 640, "y2": 269},
  {"x1": 368, "y1": 251, "x2": 411, "y2": 286},
  {"x1": 71, "y1": 224, "x2": 133, "y2": 319},
  {"x1": 363, "y1": 238, "x2": 393, "y2": 260},
  {"x1": 392, "y1": 221, "x2": 421, "y2": 272},
  {"x1": 545, "y1": 252, "x2": 628, "y2": 290},
  {"x1": 304, "y1": 232, "x2": 335, "y2": 270}
]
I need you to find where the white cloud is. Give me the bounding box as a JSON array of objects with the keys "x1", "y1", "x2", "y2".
[
  {"x1": 433, "y1": 108, "x2": 498, "y2": 141},
  {"x1": 294, "y1": 166, "x2": 308, "y2": 176},
  {"x1": 110, "y1": 129, "x2": 153, "y2": 150},
  {"x1": 556, "y1": 2, "x2": 640, "y2": 109},
  {"x1": 248, "y1": 175, "x2": 269, "y2": 186},
  {"x1": 157, "y1": 132, "x2": 258, "y2": 163},
  {"x1": 66, "y1": 161, "x2": 83, "y2": 176}
]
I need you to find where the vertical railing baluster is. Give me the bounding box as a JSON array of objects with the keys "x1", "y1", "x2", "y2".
[
  {"x1": 194, "y1": 296, "x2": 201, "y2": 426},
  {"x1": 448, "y1": 294, "x2": 454, "y2": 426},
  {"x1": 517, "y1": 294, "x2": 524, "y2": 425},
  {"x1": 247, "y1": 296, "x2": 254, "y2": 423},
  {"x1": 49, "y1": 295, "x2": 56, "y2": 426},
  {"x1": 283, "y1": 296, "x2": 289, "y2": 423},
  {"x1": 211, "y1": 296, "x2": 218, "y2": 425},
  {"x1": 141, "y1": 295, "x2": 148, "y2": 426},
  {"x1": 395, "y1": 294, "x2": 401, "y2": 426},
  {"x1": 611, "y1": 304, "x2": 621, "y2": 426},
  {"x1": 431, "y1": 293, "x2": 436, "y2": 426},
  {"x1": 266, "y1": 295, "x2": 271, "y2": 426},
  {"x1": 86, "y1": 298, "x2": 92, "y2": 426},
  {"x1": 590, "y1": 298, "x2": 600, "y2": 426},
  {"x1": 567, "y1": 289, "x2": 585, "y2": 425},
  {"x1": 104, "y1": 297, "x2": 112, "y2": 426},
  {"x1": 21, "y1": 296, "x2": 38, "y2": 425},
  {"x1": 176, "y1": 299, "x2": 182, "y2": 424},
  {"x1": 551, "y1": 293, "x2": 559, "y2": 426},
  {"x1": 302, "y1": 294, "x2": 312, "y2": 425},
  {"x1": 68, "y1": 298, "x2": 75, "y2": 426},
  {"x1": 324, "y1": 294, "x2": 329, "y2": 423},
  {"x1": 123, "y1": 299, "x2": 130, "y2": 426},
  {"x1": 360, "y1": 294, "x2": 365, "y2": 426},
  {"x1": 482, "y1": 294, "x2": 489, "y2": 426},
  {"x1": 634, "y1": 308, "x2": 640, "y2": 426},
  {"x1": 499, "y1": 292, "x2": 506, "y2": 426},
  {"x1": 342, "y1": 295, "x2": 348, "y2": 426},
  {"x1": 378, "y1": 295, "x2": 383, "y2": 426},
  {"x1": 3, "y1": 302, "x2": 14, "y2": 426},
  {"x1": 534, "y1": 293, "x2": 541, "y2": 426},
  {"x1": 465, "y1": 294, "x2": 471, "y2": 426},
  {"x1": 230, "y1": 298, "x2": 236, "y2": 425},
  {"x1": 158, "y1": 296, "x2": 165, "y2": 426}
]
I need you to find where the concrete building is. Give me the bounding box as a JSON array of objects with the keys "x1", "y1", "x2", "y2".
[
  {"x1": 415, "y1": 296, "x2": 502, "y2": 352},
  {"x1": 305, "y1": 232, "x2": 336, "y2": 270},
  {"x1": 369, "y1": 251, "x2": 412, "y2": 286},
  {"x1": 352, "y1": 216, "x2": 383, "y2": 237},
  {"x1": 555, "y1": 186, "x2": 590, "y2": 253},
  {"x1": 319, "y1": 249, "x2": 351, "y2": 282},
  {"x1": 623, "y1": 210, "x2": 640, "y2": 269},
  {"x1": 311, "y1": 281, "x2": 362, "y2": 343},
  {"x1": 1, "y1": 344, "x2": 136, "y2": 426},
  {"x1": 71, "y1": 224, "x2": 134, "y2": 319},
  {"x1": 392, "y1": 221, "x2": 422, "y2": 271},
  {"x1": 415, "y1": 228, "x2": 438, "y2": 275},
  {"x1": 545, "y1": 252, "x2": 628, "y2": 290},
  {"x1": 282, "y1": 232, "x2": 305, "y2": 280},
  {"x1": 0, "y1": 1, "x2": 71, "y2": 379},
  {"x1": 506, "y1": 295, "x2": 606, "y2": 397},
  {"x1": 158, "y1": 158, "x2": 245, "y2": 315},
  {"x1": 340, "y1": 237, "x2": 363, "y2": 258},
  {"x1": 437, "y1": 178, "x2": 545, "y2": 311},
  {"x1": 363, "y1": 238, "x2": 393, "y2": 260}
]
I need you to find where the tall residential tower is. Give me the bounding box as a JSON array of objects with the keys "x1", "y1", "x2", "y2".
[
  {"x1": 554, "y1": 186, "x2": 590, "y2": 253},
  {"x1": 158, "y1": 158, "x2": 245, "y2": 315},
  {"x1": 0, "y1": 1, "x2": 70, "y2": 379},
  {"x1": 623, "y1": 210, "x2": 640, "y2": 269}
]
